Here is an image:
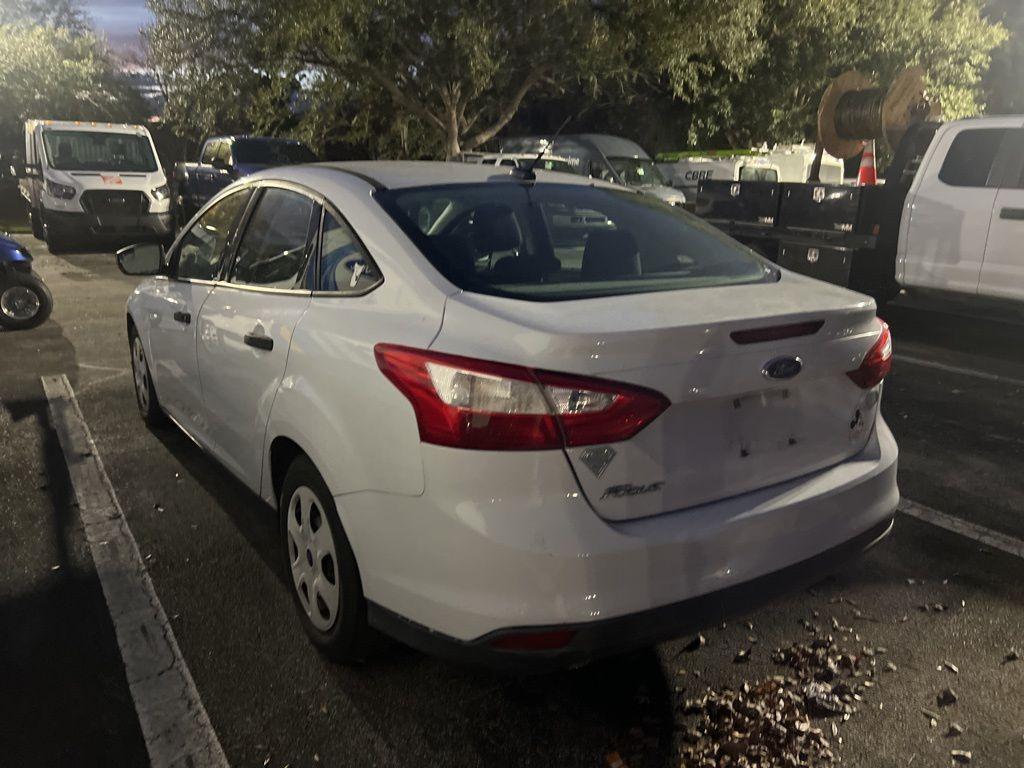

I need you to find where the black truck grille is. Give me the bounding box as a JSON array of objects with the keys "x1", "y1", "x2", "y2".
[{"x1": 80, "y1": 190, "x2": 149, "y2": 217}]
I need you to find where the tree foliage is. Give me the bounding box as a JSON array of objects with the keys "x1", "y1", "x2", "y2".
[
  {"x1": 686, "y1": 0, "x2": 1007, "y2": 148},
  {"x1": 147, "y1": 0, "x2": 1010, "y2": 158},
  {"x1": 0, "y1": 23, "x2": 142, "y2": 152},
  {"x1": 147, "y1": 0, "x2": 763, "y2": 158}
]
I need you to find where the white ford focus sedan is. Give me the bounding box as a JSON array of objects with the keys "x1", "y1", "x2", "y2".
[{"x1": 118, "y1": 161, "x2": 898, "y2": 669}]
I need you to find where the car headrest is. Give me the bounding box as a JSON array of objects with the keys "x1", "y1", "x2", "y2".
[
  {"x1": 581, "y1": 230, "x2": 641, "y2": 280},
  {"x1": 471, "y1": 204, "x2": 521, "y2": 254}
]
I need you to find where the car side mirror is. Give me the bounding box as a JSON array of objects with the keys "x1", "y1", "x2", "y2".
[
  {"x1": 9, "y1": 154, "x2": 25, "y2": 179},
  {"x1": 117, "y1": 242, "x2": 164, "y2": 276},
  {"x1": 211, "y1": 157, "x2": 230, "y2": 171}
]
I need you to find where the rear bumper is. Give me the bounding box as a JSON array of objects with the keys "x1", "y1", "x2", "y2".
[
  {"x1": 47, "y1": 210, "x2": 173, "y2": 240},
  {"x1": 340, "y1": 417, "x2": 899, "y2": 667},
  {"x1": 368, "y1": 515, "x2": 894, "y2": 672}
]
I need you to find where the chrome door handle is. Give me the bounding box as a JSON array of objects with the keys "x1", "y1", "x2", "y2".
[{"x1": 243, "y1": 333, "x2": 273, "y2": 351}]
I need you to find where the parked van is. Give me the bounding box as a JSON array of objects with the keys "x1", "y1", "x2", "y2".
[
  {"x1": 19, "y1": 120, "x2": 172, "y2": 252},
  {"x1": 499, "y1": 134, "x2": 687, "y2": 207}
]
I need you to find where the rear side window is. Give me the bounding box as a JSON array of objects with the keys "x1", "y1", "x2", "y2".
[
  {"x1": 938, "y1": 129, "x2": 1007, "y2": 188},
  {"x1": 229, "y1": 187, "x2": 315, "y2": 289},
  {"x1": 175, "y1": 189, "x2": 250, "y2": 280},
  {"x1": 318, "y1": 210, "x2": 382, "y2": 294},
  {"x1": 376, "y1": 183, "x2": 774, "y2": 301}
]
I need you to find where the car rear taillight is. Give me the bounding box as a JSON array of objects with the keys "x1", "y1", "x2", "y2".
[
  {"x1": 374, "y1": 344, "x2": 670, "y2": 451},
  {"x1": 846, "y1": 320, "x2": 892, "y2": 389}
]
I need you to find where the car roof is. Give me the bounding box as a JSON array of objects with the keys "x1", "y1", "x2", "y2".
[{"x1": 303, "y1": 160, "x2": 608, "y2": 190}]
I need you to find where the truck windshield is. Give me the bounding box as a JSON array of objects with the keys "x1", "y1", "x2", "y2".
[
  {"x1": 233, "y1": 141, "x2": 316, "y2": 165},
  {"x1": 376, "y1": 182, "x2": 775, "y2": 301},
  {"x1": 43, "y1": 130, "x2": 157, "y2": 173},
  {"x1": 608, "y1": 157, "x2": 667, "y2": 186}
]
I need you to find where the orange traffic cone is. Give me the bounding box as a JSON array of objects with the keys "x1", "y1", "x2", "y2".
[{"x1": 857, "y1": 140, "x2": 877, "y2": 186}]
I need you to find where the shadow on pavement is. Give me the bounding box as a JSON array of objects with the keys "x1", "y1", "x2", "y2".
[
  {"x1": 151, "y1": 425, "x2": 678, "y2": 768},
  {"x1": 0, "y1": 394, "x2": 148, "y2": 768}
]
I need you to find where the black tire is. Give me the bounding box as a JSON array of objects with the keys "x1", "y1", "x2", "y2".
[
  {"x1": 30, "y1": 207, "x2": 45, "y2": 240},
  {"x1": 0, "y1": 270, "x2": 53, "y2": 330},
  {"x1": 43, "y1": 220, "x2": 72, "y2": 254},
  {"x1": 280, "y1": 455, "x2": 373, "y2": 663},
  {"x1": 128, "y1": 325, "x2": 168, "y2": 427}
]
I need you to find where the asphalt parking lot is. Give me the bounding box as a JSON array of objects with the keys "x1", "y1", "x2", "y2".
[{"x1": 2, "y1": 238, "x2": 1023, "y2": 768}]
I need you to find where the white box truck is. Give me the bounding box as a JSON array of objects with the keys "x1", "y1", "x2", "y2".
[{"x1": 18, "y1": 120, "x2": 172, "y2": 253}]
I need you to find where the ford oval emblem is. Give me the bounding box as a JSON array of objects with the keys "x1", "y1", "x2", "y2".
[{"x1": 763, "y1": 356, "x2": 803, "y2": 380}]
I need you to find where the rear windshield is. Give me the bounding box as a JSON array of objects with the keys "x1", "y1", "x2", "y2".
[
  {"x1": 376, "y1": 182, "x2": 775, "y2": 301},
  {"x1": 43, "y1": 130, "x2": 157, "y2": 172},
  {"x1": 233, "y1": 140, "x2": 316, "y2": 166}
]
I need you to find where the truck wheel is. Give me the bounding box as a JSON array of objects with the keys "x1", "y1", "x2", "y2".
[
  {"x1": 280, "y1": 455, "x2": 373, "y2": 664},
  {"x1": 43, "y1": 221, "x2": 72, "y2": 254},
  {"x1": 30, "y1": 207, "x2": 45, "y2": 240},
  {"x1": 0, "y1": 271, "x2": 53, "y2": 330}
]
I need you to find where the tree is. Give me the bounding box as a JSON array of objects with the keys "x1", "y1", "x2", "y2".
[
  {"x1": 685, "y1": 0, "x2": 1007, "y2": 150},
  {"x1": 0, "y1": 23, "x2": 142, "y2": 152},
  {"x1": 0, "y1": 0, "x2": 89, "y2": 33},
  {"x1": 147, "y1": 0, "x2": 763, "y2": 158}
]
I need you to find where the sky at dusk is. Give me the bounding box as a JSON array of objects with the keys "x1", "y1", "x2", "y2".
[{"x1": 83, "y1": 0, "x2": 153, "y2": 54}]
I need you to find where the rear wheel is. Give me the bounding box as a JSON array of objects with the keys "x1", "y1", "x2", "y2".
[
  {"x1": 0, "y1": 271, "x2": 52, "y2": 330},
  {"x1": 129, "y1": 327, "x2": 167, "y2": 427},
  {"x1": 280, "y1": 455, "x2": 372, "y2": 663}
]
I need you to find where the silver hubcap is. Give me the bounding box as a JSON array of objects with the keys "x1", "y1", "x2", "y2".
[
  {"x1": 287, "y1": 486, "x2": 340, "y2": 632},
  {"x1": 131, "y1": 336, "x2": 150, "y2": 411},
  {"x1": 0, "y1": 286, "x2": 40, "y2": 321}
]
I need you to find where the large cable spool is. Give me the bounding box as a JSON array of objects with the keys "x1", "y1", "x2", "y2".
[{"x1": 817, "y1": 66, "x2": 940, "y2": 159}]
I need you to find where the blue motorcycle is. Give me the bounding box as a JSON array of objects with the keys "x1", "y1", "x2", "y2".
[{"x1": 0, "y1": 232, "x2": 52, "y2": 330}]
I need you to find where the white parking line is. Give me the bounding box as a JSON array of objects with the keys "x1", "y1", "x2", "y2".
[
  {"x1": 900, "y1": 499, "x2": 1024, "y2": 560},
  {"x1": 898, "y1": 354, "x2": 1024, "y2": 388},
  {"x1": 42, "y1": 374, "x2": 229, "y2": 768}
]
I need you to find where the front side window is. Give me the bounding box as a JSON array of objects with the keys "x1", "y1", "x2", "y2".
[
  {"x1": 318, "y1": 210, "x2": 382, "y2": 294},
  {"x1": 42, "y1": 130, "x2": 158, "y2": 173},
  {"x1": 200, "y1": 141, "x2": 219, "y2": 165},
  {"x1": 377, "y1": 182, "x2": 775, "y2": 301},
  {"x1": 175, "y1": 189, "x2": 251, "y2": 280},
  {"x1": 608, "y1": 157, "x2": 667, "y2": 187},
  {"x1": 228, "y1": 187, "x2": 315, "y2": 288},
  {"x1": 938, "y1": 128, "x2": 1007, "y2": 188}
]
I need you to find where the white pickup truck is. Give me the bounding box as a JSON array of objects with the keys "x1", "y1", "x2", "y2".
[
  {"x1": 696, "y1": 116, "x2": 1024, "y2": 305},
  {"x1": 896, "y1": 116, "x2": 1024, "y2": 302},
  {"x1": 18, "y1": 120, "x2": 172, "y2": 253}
]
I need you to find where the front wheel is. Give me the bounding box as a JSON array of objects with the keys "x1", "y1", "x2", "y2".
[
  {"x1": 0, "y1": 271, "x2": 53, "y2": 330},
  {"x1": 280, "y1": 455, "x2": 373, "y2": 663},
  {"x1": 30, "y1": 207, "x2": 45, "y2": 240},
  {"x1": 128, "y1": 327, "x2": 167, "y2": 427}
]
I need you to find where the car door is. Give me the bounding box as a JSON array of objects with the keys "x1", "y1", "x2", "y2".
[
  {"x1": 146, "y1": 187, "x2": 252, "y2": 438},
  {"x1": 196, "y1": 184, "x2": 317, "y2": 489},
  {"x1": 978, "y1": 127, "x2": 1024, "y2": 300},
  {"x1": 901, "y1": 125, "x2": 1009, "y2": 294}
]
